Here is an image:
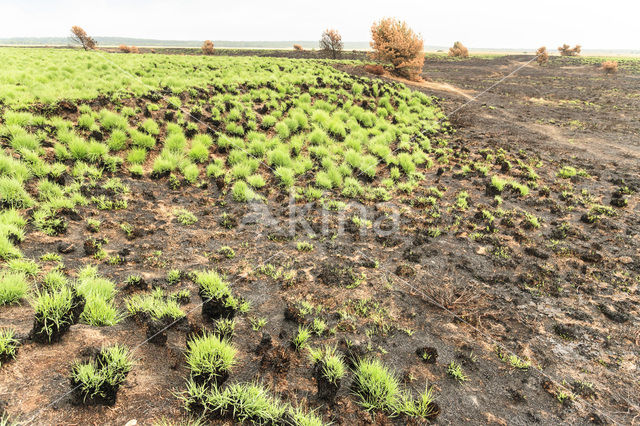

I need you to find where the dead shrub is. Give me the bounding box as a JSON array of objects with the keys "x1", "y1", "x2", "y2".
[
  {"x1": 448, "y1": 41, "x2": 469, "y2": 58},
  {"x1": 420, "y1": 273, "x2": 489, "y2": 327},
  {"x1": 364, "y1": 64, "x2": 385, "y2": 75},
  {"x1": 601, "y1": 60, "x2": 618, "y2": 74},
  {"x1": 70, "y1": 26, "x2": 96, "y2": 50},
  {"x1": 369, "y1": 18, "x2": 424, "y2": 81},
  {"x1": 202, "y1": 40, "x2": 215, "y2": 55},
  {"x1": 558, "y1": 44, "x2": 581, "y2": 56},
  {"x1": 536, "y1": 46, "x2": 549, "y2": 65},
  {"x1": 320, "y1": 29, "x2": 343, "y2": 59},
  {"x1": 293, "y1": 44, "x2": 304, "y2": 51},
  {"x1": 119, "y1": 45, "x2": 139, "y2": 54}
]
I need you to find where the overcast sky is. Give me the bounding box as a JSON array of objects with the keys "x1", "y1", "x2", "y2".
[{"x1": 1, "y1": 0, "x2": 638, "y2": 49}]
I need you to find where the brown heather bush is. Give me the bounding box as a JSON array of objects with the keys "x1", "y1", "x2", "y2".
[
  {"x1": 448, "y1": 41, "x2": 469, "y2": 58},
  {"x1": 370, "y1": 18, "x2": 424, "y2": 81},
  {"x1": 364, "y1": 64, "x2": 385, "y2": 75},
  {"x1": 536, "y1": 46, "x2": 549, "y2": 65},
  {"x1": 558, "y1": 44, "x2": 581, "y2": 56},
  {"x1": 293, "y1": 44, "x2": 304, "y2": 51},
  {"x1": 119, "y1": 45, "x2": 139, "y2": 54},
  {"x1": 70, "y1": 26, "x2": 96, "y2": 50},
  {"x1": 320, "y1": 29, "x2": 343, "y2": 59},
  {"x1": 202, "y1": 40, "x2": 215, "y2": 55},
  {"x1": 601, "y1": 60, "x2": 618, "y2": 74}
]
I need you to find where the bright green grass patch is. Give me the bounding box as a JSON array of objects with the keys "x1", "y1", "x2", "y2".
[
  {"x1": 0, "y1": 271, "x2": 29, "y2": 305},
  {"x1": 0, "y1": 328, "x2": 19, "y2": 366}
]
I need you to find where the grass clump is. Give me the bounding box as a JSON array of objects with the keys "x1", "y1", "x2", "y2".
[
  {"x1": 181, "y1": 380, "x2": 290, "y2": 424},
  {"x1": 308, "y1": 345, "x2": 346, "y2": 385},
  {"x1": 446, "y1": 361, "x2": 468, "y2": 383},
  {"x1": 8, "y1": 257, "x2": 38, "y2": 275},
  {"x1": 0, "y1": 176, "x2": 34, "y2": 209},
  {"x1": 140, "y1": 118, "x2": 160, "y2": 135},
  {"x1": 231, "y1": 180, "x2": 255, "y2": 202},
  {"x1": 0, "y1": 272, "x2": 29, "y2": 305},
  {"x1": 352, "y1": 358, "x2": 401, "y2": 413},
  {"x1": 195, "y1": 269, "x2": 248, "y2": 319},
  {"x1": 490, "y1": 175, "x2": 508, "y2": 192},
  {"x1": 186, "y1": 331, "x2": 237, "y2": 386},
  {"x1": 351, "y1": 357, "x2": 439, "y2": 419},
  {"x1": 125, "y1": 288, "x2": 185, "y2": 322},
  {"x1": 70, "y1": 344, "x2": 132, "y2": 405},
  {"x1": 76, "y1": 271, "x2": 120, "y2": 327},
  {"x1": 292, "y1": 325, "x2": 312, "y2": 351},
  {"x1": 296, "y1": 241, "x2": 314, "y2": 252},
  {"x1": 30, "y1": 286, "x2": 75, "y2": 342},
  {"x1": 0, "y1": 328, "x2": 19, "y2": 367},
  {"x1": 174, "y1": 208, "x2": 198, "y2": 225}
]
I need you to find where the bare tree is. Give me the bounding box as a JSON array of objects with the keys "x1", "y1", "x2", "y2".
[
  {"x1": 320, "y1": 29, "x2": 343, "y2": 59},
  {"x1": 70, "y1": 26, "x2": 96, "y2": 50}
]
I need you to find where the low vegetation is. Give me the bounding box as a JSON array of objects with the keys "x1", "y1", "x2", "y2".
[{"x1": 0, "y1": 42, "x2": 637, "y2": 425}]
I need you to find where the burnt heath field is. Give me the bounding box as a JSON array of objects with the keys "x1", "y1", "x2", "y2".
[{"x1": 0, "y1": 44, "x2": 639, "y2": 426}]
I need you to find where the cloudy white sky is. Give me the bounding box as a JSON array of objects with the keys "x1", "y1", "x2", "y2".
[{"x1": 1, "y1": 0, "x2": 638, "y2": 49}]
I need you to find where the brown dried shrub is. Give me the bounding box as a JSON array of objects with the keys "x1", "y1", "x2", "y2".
[
  {"x1": 421, "y1": 273, "x2": 489, "y2": 327},
  {"x1": 202, "y1": 40, "x2": 215, "y2": 55},
  {"x1": 364, "y1": 64, "x2": 385, "y2": 75},
  {"x1": 448, "y1": 41, "x2": 469, "y2": 58},
  {"x1": 536, "y1": 46, "x2": 549, "y2": 65},
  {"x1": 119, "y1": 45, "x2": 139, "y2": 54},
  {"x1": 601, "y1": 60, "x2": 618, "y2": 74},
  {"x1": 558, "y1": 44, "x2": 581, "y2": 56},
  {"x1": 369, "y1": 18, "x2": 424, "y2": 81},
  {"x1": 293, "y1": 44, "x2": 304, "y2": 51},
  {"x1": 70, "y1": 26, "x2": 96, "y2": 50}
]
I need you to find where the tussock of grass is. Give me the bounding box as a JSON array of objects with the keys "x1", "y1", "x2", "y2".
[
  {"x1": 31, "y1": 286, "x2": 74, "y2": 341},
  {"x1": 0, "y1": 271, "x2": 29, "y2": 305},
  {"x1": 0, "y1": 328, "x2": 19, "y2": 366},
  {"x1": 186, "y1": 331, "x2": 237, "y2": 380},
  {"x1": 181, "y1": 379, "x2": 324, "y2": 424},
  {"x1": 352, "y1": 358, "x2": 438, "y2": 419},
  {"x1": 308, "y1": 345, "x2": 346, "y2": 384},
  {"x1": 76, "y1": 269, "x2": 120, "y2": 326},
  {"x1": 70, "y1": 344, "x2": 132, "y2": 403}
]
